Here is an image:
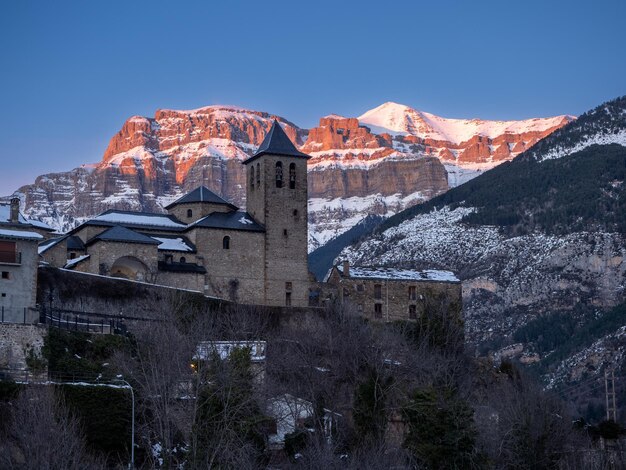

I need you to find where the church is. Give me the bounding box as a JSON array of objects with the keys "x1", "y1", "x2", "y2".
[{"x1": 39, "y1": 121, "x2": 312, "y2": 307}]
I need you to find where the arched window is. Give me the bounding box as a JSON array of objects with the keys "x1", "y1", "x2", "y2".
[
  {"x1": 275, "y1": 161, "x2": 283, "y2": 188},
  {"x1": 256, "y1": 163, "x2": 260, "y2": 186},
  {"x1": 187, "y1": 209, "x2": 193, "y2": 218},
  {"x1": 180, "y1": 256, "x2": 186, "y2": 263},
  {"x1": 250, "y1": 165, "x2": 255, "y2": 189},
  {"x1": 289, "y1": 163, "x2": 296, "y2": 189},
  {"x1": 223, "y1": 236, "x2": 230, "y2": 250}
]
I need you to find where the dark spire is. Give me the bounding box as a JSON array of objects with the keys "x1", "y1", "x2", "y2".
[{"x1": 243, "y1": 120, "x2": 310, "y2": 164}]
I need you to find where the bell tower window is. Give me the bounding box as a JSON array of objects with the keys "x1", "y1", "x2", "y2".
[
  {"x1": 275, "y1": 161, "x2": 283, "y2": 188},
  {"x1": 289, "y1": 163, "x2": 296, "y2": 189},
  {"x1": 256, "y1": 163, "x2": 260, "y2": 186},
  {"x1": 250, "y1": 166, "x2": 255, "y2": 189}
]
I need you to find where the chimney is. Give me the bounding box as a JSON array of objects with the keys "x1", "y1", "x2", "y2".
[
  {"x1": 9, "y1": 197, "x2": 20, "y2": 224},
  {"x1": 342, "y1": 260, "x2": 350, "y2": 277}
]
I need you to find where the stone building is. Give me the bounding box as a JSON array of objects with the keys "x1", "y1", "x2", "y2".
[
  {"x1": 324, "y1": 261, "x2": 462, "y2": 323},
  {"x1": 39, "y1": 121, "x2": 312, "y2": 307},
  {"x1": 0, "y1": 198, "x2": 45, "y2": 323}
]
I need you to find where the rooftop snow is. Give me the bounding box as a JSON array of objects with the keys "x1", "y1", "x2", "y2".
[
  {"x1": 0, "y1": 228, "x2": 43, "y2": 240},
  {"x1": 336, "y1": 265, "x2": 459, "y2": 283},
  {"x1": 64, "y1": 254, "x2": 90, "y2": 269},
  {"x1": 90, "y1": 211, "x2": 186, "y2": 229},
  {"x1": 152, "y1": 236, "x2": 194, "y2": 252}
]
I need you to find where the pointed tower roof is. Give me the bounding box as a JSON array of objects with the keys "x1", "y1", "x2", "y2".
[
  {"x1": 164, "y1": 186, "x2": 237, "y2": 210},
  {"x1": 243, "y1": 120, "x2": 310, "y2": 164}
]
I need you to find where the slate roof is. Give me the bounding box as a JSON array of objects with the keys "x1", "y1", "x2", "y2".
[
  {"x1": 67, "y1": 235, "x2": 86, "y2": 250},
  {"x1": 164, "y1": 186, "x2": 238, "y2": 210},
  {"x1": 38, "y1": 236, "x2": 66, "y2": 254},
  {"x1": 190, "y1": 211, "x2": 265, "y2": 232},
  {"x1": 243, "y1": 120, "x2": 310, "y2": 164},
  {"x1": 86, "y1": 226, "x2": 161, "y2": 246},
  {"x1": 327, "y1": 265, "x2": 460, "y2": 283}
]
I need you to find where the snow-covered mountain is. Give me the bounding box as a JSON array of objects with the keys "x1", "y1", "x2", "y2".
[
  {"x1": 9, "y1": 102, "x2": 571, "y2": 250},
  {"x1": 334, "y1": 95, "x2": 626, "y2": 388}
]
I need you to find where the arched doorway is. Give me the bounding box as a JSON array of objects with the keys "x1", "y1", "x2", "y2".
[{"x1": 110, "y1": 256, "x2": 149, "y2": 281}]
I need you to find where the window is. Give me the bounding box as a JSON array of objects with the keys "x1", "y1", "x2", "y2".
[
  {"x1": 283, "y1": 229, "x2": 288, "y2": 237},
  {"x1": 1, "y1": 293, "x2": 5, "y2": 298},
  {"x1": 358, "y1": 304, "x2": 363, "y2": 313},
  {"x1": 0, "y1": 241, "x2": 16, "y2": 264},
  {"x1": 1, "y1": 271, "x2": 8, "y2": 279},
  {"x1": 409, "y1": 286, "x2": 416, "y2": 300},
  {"x1": 357, "y1": 284, "x2": 364, "y2": 292},
  {"x1": 165, "y1": 254, "x2": 173, "y2": 264},
  {"x1": 293, "y1": 209, "x2": 298, "y2": 217},
  {"x1": 275, "y1": 161, "x2": 283, "y2": 188},
  {"x1": 250, "y1": 166, "x2": 255, "y2": 189},
  {"x1": 374, "y1": 284, "x2": 382, "y2": 300},
  {"x1": 285, "y1": 282, "x2": 292, "y2": 291},
  {"x1": 343, "y1": 287, "x2": 349, "y2": 298},
  {"x1": 223, "y1": 236, "x2": 230, "y2": 250},
  {"x1": 187, "y1": 209, "x2": 193, "y2": 218},
  {"x1": 256, "y1": 163, "x2": 260, "y2": 186},
  {"x1": 409, "y1": 305, "x2": 417, "y2": 320},
  {"x1": 374, "y1": 303, "x2": 382, "y2": 318},
  {"x1": 69, "y1": 252, "x2": 76, "y2": 260},
  {"x1": 289, "y1": 163, "x2": 296, "y2": 189},
  {"x1": 180, "y1": 257, "x2": 186, "y2": 263},
  {"x1": 286, "y1": 291, "x2": 292, "y2": 306}
]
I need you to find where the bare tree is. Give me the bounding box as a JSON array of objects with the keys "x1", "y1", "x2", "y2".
[{"x1": 0, "y1": 385, "x2": 105, "y2": 470}]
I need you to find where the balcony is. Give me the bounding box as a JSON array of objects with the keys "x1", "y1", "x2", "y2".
[{"x1": 0, "y1": 251, "x2": 21, "y2": 265}]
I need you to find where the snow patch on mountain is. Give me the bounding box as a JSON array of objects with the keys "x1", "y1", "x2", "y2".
[
  {"x1": 540, "y1": 129, "x2": 626, "y2": 161},
  {"x1": 308, "y1": 190, "x2": 427, "y2": 251}
]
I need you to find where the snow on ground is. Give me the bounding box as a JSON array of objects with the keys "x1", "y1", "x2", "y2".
[
  {"x1": 540, "y1": 129, "x2": 626, "y2": 161},
  {"x1": 308, "y1": 190, "x2": 426, "y2": 251}
]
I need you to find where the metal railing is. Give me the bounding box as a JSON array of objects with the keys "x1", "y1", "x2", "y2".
[
  {"x1": 0, "y1": 306, "x2": 38, "y2": 324},
  {"x1": 40, "y1": 310, "x2": 127, "y2": 335}
]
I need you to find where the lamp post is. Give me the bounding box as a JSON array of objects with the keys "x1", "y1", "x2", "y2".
[{"x1": 115, "y1": 377, "x2": 135, "y2": 469}]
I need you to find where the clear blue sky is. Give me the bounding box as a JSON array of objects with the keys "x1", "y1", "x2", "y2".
[{"x1": 1, "y1": 0, "x2": 624, "y2": 193}]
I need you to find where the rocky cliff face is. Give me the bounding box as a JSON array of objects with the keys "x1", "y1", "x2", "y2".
[{"x1": 12, "y1": 103, "x2": 571, "y2": 249}]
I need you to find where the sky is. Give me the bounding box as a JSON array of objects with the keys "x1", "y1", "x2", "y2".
[{"x1": 1, "y1": 0, "x2": 625, "y2": 193}]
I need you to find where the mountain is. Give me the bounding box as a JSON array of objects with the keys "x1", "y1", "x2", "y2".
[
  {"x1": 334, "y1": 95, "x2": 626, "y2": 389},
  {"x1": 10, "y1": 103, "x2": 571, "y2": 250}
]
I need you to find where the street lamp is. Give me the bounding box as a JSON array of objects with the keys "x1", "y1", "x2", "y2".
[{"x1": 115, "y1": 376, "x2": 135, "y2": 469}]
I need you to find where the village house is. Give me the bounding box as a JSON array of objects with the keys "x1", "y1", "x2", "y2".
[
  {"x1": 0, "y1": 198, "x2": 48, "y2": 323},
  {"x1": 324, "y1": 261, "x2": 462, "y2": 323}
]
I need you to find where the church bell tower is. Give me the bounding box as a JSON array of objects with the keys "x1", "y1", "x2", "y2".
[{"x1": 242, "y1": 120, "x2": 310, "y2": 307}]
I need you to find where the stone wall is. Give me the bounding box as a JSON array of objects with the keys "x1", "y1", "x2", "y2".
[
  {"x1": 168, "y1": 202, "x2": 232, "y2": 223},
  {"x1": 188, "y1": 227, "x2": 265, "y2": 303},
  {"x1": 0, "y1": 323, "x2": 46, "y2": 372}
]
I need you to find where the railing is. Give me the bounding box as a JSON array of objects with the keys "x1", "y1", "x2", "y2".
[
  {"x1": 0, "y1": 250, "x2": 20, "y2": 264},
  {"x1": 0, "y1": 306, "x2": 39, "y2": 324},
  {"x1": 40, "y1": 310, "x2": 127, "y2": 335}
]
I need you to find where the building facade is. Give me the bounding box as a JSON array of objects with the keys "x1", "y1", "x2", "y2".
[
  {"x1": 0, "y1": 198, "x2": 45, "y2": 323},
  {"x1": 39, "y1": 121, "x2": 312, "y2": 307},
  {"x1": 324, "y1": 261, "x2": 462, "y2": 323}
]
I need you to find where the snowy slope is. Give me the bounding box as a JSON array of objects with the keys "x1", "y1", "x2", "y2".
[{"x1": 359, "y1": 102, "x2": 574, "y2": 144}]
